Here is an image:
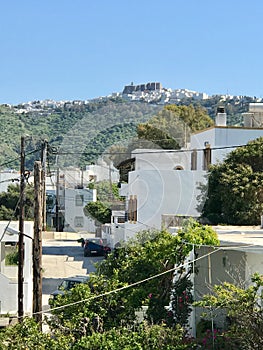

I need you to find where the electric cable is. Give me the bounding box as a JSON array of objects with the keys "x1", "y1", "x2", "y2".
[
  {"x1": 49, "y1": 143, "x2": 248, "y2": 157},
  {"x1": 32, "y1": 246, "x2": 222, "y2": 317}
]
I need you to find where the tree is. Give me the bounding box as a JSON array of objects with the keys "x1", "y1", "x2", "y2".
[
  {"x1": 4, "y1": 221, "x2": 217, "y2": 349},
  {"x1": 84, "y1": 201, "x2": 111, "y2": 224},
  {"x1": 49, "y1": 220, "x2": 219, "y2": 332},
  {"x1": 84, "y1": 180, "x2": 124, "y2": 224},
  {"x1": 137, "y1": 105, "x2": 214, "y2": 149},
  {"x1": 164, "y1": 104, "x2": 214, "y2": 132},
  {"x1": 73, "y1": 323, "x2": 191, "y2": 350},
  {"x1": 0, "y1": 317, "x2": 72, "y2": 350},
  {"x1": 194, "y1": 273, "x2": 263, "y2": 349},
  {"x1": 0, "y1": 183, "x2": 34, "y2": 220},
  {"x1": 0, "y1": 314, "x2": 193, "y2": 349},
  {"x1": 201, "y1": 137, "x2": 263, "y2": 225},
  {"x1": 93, "y1": 180, "x2": 123, "y2": 204},
  {"x1": 137, "y1": 122, "x2": 180, "y2": 149},
  {"x1": 97, "y1": 220, "x2": 219, "y2": 325}
]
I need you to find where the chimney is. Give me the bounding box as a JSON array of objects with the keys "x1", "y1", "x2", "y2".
[{"x1": 215, "y1": 106, "x2": 227, "y2": 126}]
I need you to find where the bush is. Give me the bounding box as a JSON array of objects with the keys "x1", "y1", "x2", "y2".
[
  {"x1": 73, "y1": 324, "x2": 194, "y2": 350},
  {"x1": 5, "y1": 250, "x2": 18, "y2": 265}
]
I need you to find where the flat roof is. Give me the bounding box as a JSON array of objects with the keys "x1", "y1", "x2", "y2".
[{"x1": 213, "y1": 225, "x2": 263, "y2": 250}]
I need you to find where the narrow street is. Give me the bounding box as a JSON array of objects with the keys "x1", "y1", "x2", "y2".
[{"x1": 42, "y1": 234, "x2": 104, "y2": 312}]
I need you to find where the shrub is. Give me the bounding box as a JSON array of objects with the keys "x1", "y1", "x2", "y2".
[{"x1": 5, "y1": 250, "x2": 18, "y2": 265}]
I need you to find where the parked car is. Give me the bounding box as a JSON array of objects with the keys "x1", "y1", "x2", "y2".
[
  {"x1": 49, "y1": 275, "x2": 90, "y2": 301},
  {"x1": 83, "y1": 238, "x2": 111, "y2": 257}
]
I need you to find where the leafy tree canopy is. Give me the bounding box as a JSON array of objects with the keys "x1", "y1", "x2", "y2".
[
  {"x1": 84, "y1": 180, "x2": 124, "y2": 224},
  {"x1": 194, "y1": 273, "x2": 263, "y2": 349},
  {"x1": 1, "y1": 221, "x2": 218, "y2": 349},
  {"x1": 84, "y1": 201, "x2": 111, "y2": 224},
  {"x1": 47, "y1": 221, "x2": 218, "y2": 338},
  {"x1": 0, "y1": 184, "x2": 34, "y2": 220},
  {"x1": 201, "y1": 137, "x2": 263, "y2": 225},
  {"x1": 97, "y1": 220, "x2": 219, "y2": 325},
  {"x1": 164, "y1": 104, "x2": 214, "y2": 132},
  {"x1": 137, "y1": 105, "x2": 214, "y2": 149}
]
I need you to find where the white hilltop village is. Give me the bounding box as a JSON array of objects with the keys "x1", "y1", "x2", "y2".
[
  {"x1": 4, "y1": 81, "x2": 263, "y2": 113},
  {"x1": 1, "y1": 82, "x2": 263, "y2": 337}
]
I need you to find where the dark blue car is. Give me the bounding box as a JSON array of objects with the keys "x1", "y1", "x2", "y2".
[{"x1": 83, "y1": 238, "x2": 111, "y2": 257}]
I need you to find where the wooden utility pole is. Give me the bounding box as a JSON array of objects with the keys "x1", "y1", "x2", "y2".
[
  {"x1": 18, "y1": 136, "x2": 25, "y2": 321},
  {"x1": 56, "y1": 167, "x2": 60, "y2": 232},
  {"x1": 33, "y1": 161, "x2": 43, "y2": 326},
  {"x1": 41, "y1": 140, "x2": 47, "y2": 231},
  {"x1": 109, "y1": 161, "x2": 113, "y2": 201}
]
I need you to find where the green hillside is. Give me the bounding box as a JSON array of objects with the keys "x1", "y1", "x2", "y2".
[
  {"x1": 0, "y1": 95, "x2": 252, "y2": 171},
  {"x1": 0, "y1": 100, "x2": 160, "y2": 170}
]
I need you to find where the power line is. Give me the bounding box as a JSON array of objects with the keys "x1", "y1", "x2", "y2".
[
  {"x1": 49, "y1": 144, "x2": 248, "y2": 157},
  {"x1": 0, "y1": 198, "x2": 21, "y2": 243},
  {"x1": 33, "y1": 246, "x2": 222, "y2": 317},
  {"x1": 0, "y1": 148, "x2": 42, "y2": 169},
  {"x1": 0, "y1": 156, "x2": 21, "y2": 168},
  {"x1": 0, "y1": 177, "x2": 20, "y2": 184},
  {"x1": 32, "y1": 240, "x2": 259, "y2": 319}
]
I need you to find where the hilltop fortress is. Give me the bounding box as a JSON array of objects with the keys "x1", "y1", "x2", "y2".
[{"x1": 123, "y1": 82, "x2": 162, "y2": 94}]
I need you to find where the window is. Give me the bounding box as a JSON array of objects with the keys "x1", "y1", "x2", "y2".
[
  {"x1": 128, "y1": 195, "x2": 137, "y2": 223},
  {"x1": 203, "y1": 145, "x2": 211, "y2": 170},
  {"x1": 74, "y1": 216, "x2": 84, "y2": 227},
  {"x1": 117, "y1": 217, "x2": 125, "y2": 223},
  {"x1": 191, "y1": 149, "x2": 197, "y2": 170},
  {"x1": 75, "y1": 194, "x2": 84, "y2": 206}
]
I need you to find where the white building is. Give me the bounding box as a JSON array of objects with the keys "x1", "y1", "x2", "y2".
[
  {"x1": 193, "y1": 225, "x2": 263, "y2": 334},
  {"x1": 63, "y1": 188, "x2": 97, "y2": 232},
  {"x1": 46, "y1": 163, "x2": 119, "y2": 233},
  {"x1": 104, "y1": 104, "x2": 263, "y2": 247},
  {"x1": 0, "y1": 221, "x2": 34, "y2": 319}
]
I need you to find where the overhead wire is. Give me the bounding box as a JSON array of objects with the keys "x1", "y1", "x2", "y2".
[
  {"x1": 49, "y1": 143, "x2": 248, "y2": 157},
  {"x1": 33, "y1": 246, "x2": 222, "y2": 317},
  {"x1": 0, "y1": 198, "x2": 21, "y2": 243},
  {"x1": 33, "y1": 239, "x2": 260, "y2": 318},
  {"x1": 0, "y1": 147, "x2": 42, "y2": 170}
]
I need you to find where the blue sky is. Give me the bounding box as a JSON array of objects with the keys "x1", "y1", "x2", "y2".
[{"x1": 1, "y1": 0, "x2": 263, "y2": 104}]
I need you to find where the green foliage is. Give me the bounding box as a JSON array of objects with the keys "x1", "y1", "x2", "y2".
[
  {"x1": 98, "y1": 222, "x2": 219, "y2": 325},
  {"x1": 0, "y1": 100, "x2": 157, "y2": 169},
  {"x1": 80, "y1": 122, "x2": 138, "y2": 165},
  {"x1": 5, "y1": 249, "x2": 18, "y2": 265},
  {"x1": 84, "y1": 180, "x2": 124, "y2": 224},
  {"x1": 94, "y1": 180, "x2": 123, "y2": 204},
  {"x1": 84, "y1": 201, "x2": 111, "y2": 224},
  {"x1": 0, "y1": 317, "x2": 72, "y2": 349},
  {"x1": 177, "y1": 218, "x2": 220, "y2": 248},
  {"x1": 137, "y1": 122, "x2": 180, "y2": 149},
  {"x1": 194, "y1": 273, "x2": 263, "y2": 349},
  {"x1": 73, "y1": 323, "x2": 191, "y2": 350},
  {"x1": 49, "y1": 276, "x2": 135, "y2": 333},
  {"x1": 0, "y1": 223, "x2": 219, "y2": 348},
  {"x1": 48, "y1": 101, "x2": 158, "y2": 168},
  {"x1": 48, "y1": 221, "x2": 218, "y2": 334},
  {"x1": 202, "y1": 137, "x2": 263, "y2": 225},
  {"x1": 164, "y1": 104, "x2": 214, "y2": 132},
  {"x1": 0, "y1": 95, "x2": 256, "y2": 170},
  {"x1": 137, "y1": 105, "x2": 213, "y2": 150},
  {"x1": 0, "y1": 184, "x2": 34, "y2": 220},
  {"x1": 3, "y1": 316, "x2": 193, "y2": 349}
]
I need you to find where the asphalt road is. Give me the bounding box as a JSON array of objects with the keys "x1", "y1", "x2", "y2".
[{"x1": 42, "y1": 237, "x2": 104, "y2": 311}]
